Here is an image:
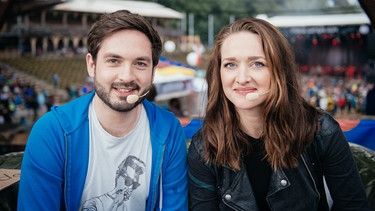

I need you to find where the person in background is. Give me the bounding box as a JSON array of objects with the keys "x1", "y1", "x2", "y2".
[
  {"x1": 52, "y1": 73, "x2": 59, "y2": 88},
  {"x1": 18, "y1": 10, "x2": 188, "y2": 211},
  {"x1": 146, "y1": 83, "x2": 157, "y2": 102},
  {"x1": 188, "y1": 17, "x2": 370, "y2": 210},
  {"x1": 168, "y1": 97, "x2": 185, "y2": 117},
  {"x1": 366, "y1": 82, "x2": 375, "y2": 115}
]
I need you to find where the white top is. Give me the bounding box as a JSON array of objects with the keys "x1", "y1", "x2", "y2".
[{"x1": 79, "y1": 102, "x2": 152, "y2": 211}]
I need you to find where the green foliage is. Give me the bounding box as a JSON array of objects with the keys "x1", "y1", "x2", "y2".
[
  {"x1": 157, "y1": 0, "x2": 256, "y2": 43},
  {"x1": 155, "y1": 0, "x2": 362, "y2": 45}
]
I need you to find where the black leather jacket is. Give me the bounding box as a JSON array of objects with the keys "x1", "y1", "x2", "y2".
[{"x1": 188, "y1": 113, "x2": 371, "y2": 211}]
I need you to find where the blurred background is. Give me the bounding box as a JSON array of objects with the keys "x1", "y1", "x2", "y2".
[{"x1": 0, "y1": 0, "x2": 374, "y2": 154}]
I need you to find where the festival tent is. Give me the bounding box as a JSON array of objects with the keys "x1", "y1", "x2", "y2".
[
  {"x1": 53, "y1": 0, "x2": 184, "y2": 19},
  {"x1": 153, "y1": 56, "x2": 199, "y2": 101},
  {"x1": 256, "y1": 12, "x2": 370, "y2": 27},
  {"x1": 153, "y1": 56, "x2": 207, "y2": 118}
]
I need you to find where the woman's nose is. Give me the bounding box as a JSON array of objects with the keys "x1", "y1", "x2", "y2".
[{"x1": 235, "y1": 65, "x2": 251, "y2": 84}]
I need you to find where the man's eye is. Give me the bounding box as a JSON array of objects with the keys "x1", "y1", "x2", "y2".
[
  {"x1": 136, "y1": 62, "x2": 147, "y2": 67},
  {"x1": 108, "y1": 59, "x2": 119, "y2": 64}
]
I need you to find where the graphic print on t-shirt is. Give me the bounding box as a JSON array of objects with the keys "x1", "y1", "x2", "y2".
[{"x1": 80, "y1": 155, "x2": 146, "y2": 211}]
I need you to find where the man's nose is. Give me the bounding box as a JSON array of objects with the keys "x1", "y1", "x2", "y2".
[{"x1": 118, "y1": 64, "x2": 136, "y2": 81}]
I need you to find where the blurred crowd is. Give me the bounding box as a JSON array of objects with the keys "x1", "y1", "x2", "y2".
[
  {"x1": 300, "y1": 73, "x2": 375, "y2": 117},
  {"x1": 0, "y1": 63, "x2": 97, "y2": 129},
  {"x1": 0, "y1": 65, "x2": 57, "y2": 127},
  {"x1": 64, "y1": 76, "x2": 94, "y2": 101}
]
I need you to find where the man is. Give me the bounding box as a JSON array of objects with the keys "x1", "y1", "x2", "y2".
[{"x1": 18, "y1": 10, "x2": 188, "y2": 210}]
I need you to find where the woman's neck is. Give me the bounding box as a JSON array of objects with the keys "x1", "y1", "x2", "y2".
[{"x1": 238, "y1": 109, "x2": 264, "y2": 139}]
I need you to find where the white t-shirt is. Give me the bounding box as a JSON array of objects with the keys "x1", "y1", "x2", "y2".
[{"x1": 79, "y1": 102, "x2": 152, "y2": 211}]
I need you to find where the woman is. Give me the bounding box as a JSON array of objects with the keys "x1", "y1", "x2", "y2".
[{"x1": 187, "y1": 18, "x2": 370, "y2": 210}]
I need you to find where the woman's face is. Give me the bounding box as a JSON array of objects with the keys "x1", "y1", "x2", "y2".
[{"x1": 220, "y1": 31, "x2": 271, "y2": 111}]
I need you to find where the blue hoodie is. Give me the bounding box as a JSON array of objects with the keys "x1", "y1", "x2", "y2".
[{"x1": 18, "y1": 92, "x2": 188, "y2": 210}]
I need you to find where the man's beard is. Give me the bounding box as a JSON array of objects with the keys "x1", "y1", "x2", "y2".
[{"x1": 94, "y1": 78, "x2": 149, "y2": 112}]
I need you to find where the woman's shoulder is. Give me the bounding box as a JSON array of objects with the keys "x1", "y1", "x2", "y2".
[
  {"x1": 317, "y1": 111, "x2": 341, "y2": 138},
  {"x1": 189, "y1": 129, "x2": 205, "y2": 158},
  {"x1": 311, "y1": 111, "x2": 347, "y2": 158}
]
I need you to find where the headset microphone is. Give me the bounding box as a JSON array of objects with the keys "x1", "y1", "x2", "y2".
[
  {"x1": 245, "y1": 90, "x2": 270, "y2": 101},
  {"x1": 126, "y1": 90, "x2": 150, "y2": 104}
]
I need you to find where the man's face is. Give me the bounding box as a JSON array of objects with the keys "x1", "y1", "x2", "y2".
[{"x1": 86, "y1": 29, "x2": 154, "y2": 112}]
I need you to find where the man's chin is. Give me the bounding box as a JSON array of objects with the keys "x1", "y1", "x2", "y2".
[{"x1": 111, "y1": 101, "x2": 141, "y2": 112}]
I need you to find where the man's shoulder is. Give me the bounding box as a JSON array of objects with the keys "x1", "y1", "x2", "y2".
[
  {"x1": 47, "y1": 92, "x2": 93, "y2": 131},
  {"x1": 143, "y1": 100, "x2": 184, "y2": 142},
  {"x1": 143, "y1": 100, "x2": 177, "y2": 122},
  {"x1": 53, "y1": 92, "x2": 93, "y2": 112}
]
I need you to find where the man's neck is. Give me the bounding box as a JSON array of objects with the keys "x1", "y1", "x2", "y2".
[{"x1": 93, "y1": 95, "x2": 142, "y2": 137}]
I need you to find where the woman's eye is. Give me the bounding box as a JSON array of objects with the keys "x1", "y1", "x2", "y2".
[
  {"x1": 224, "y1": 63, "x2": 236, "y2": 68},
  {"x1": 253, "y1": 61, "x2": 265, "y2": 67}
]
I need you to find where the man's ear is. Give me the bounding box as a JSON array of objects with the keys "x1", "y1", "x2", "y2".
[
  {"x1": 86, "y1": 53, "x2": 95, "y2": 77},
  {"x1": 151, "y1": 67, "x2": 155, "y2": 82}
]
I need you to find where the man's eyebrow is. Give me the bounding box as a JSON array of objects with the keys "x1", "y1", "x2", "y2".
[
  {"x1": 135, "y1": 56, "x2": 152, "y2": 63},
  {"x1": 102, "y1": 53, "x2": 152, "y2": 62},
  {"x1": 102, "y1": 53, "x2": 122, "y2": 59}
]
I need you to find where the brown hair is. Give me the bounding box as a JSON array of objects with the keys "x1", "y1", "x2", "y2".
[
  {"x1": 87, "y1": 10, "x2": 162, "y2": 68},
  {"x1": 203, "y1": 17, "x2": 319, "y2": 170}
]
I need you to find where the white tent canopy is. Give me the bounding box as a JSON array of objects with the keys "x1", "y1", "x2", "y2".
[
  {"x1": 53, "y1": 0, "x2": 184, "y2": 19},
  {"x1": 256, "y1": 13, "x2": 371, "y2": 27}
]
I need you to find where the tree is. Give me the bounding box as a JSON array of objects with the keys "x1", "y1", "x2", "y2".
[{"x1": 147, "y1": 0, "x2": 363, "y2": 45}]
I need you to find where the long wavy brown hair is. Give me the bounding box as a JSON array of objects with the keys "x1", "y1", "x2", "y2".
[{"x1": 203, "y1": 18, "x2": 319, "y2": 170}]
